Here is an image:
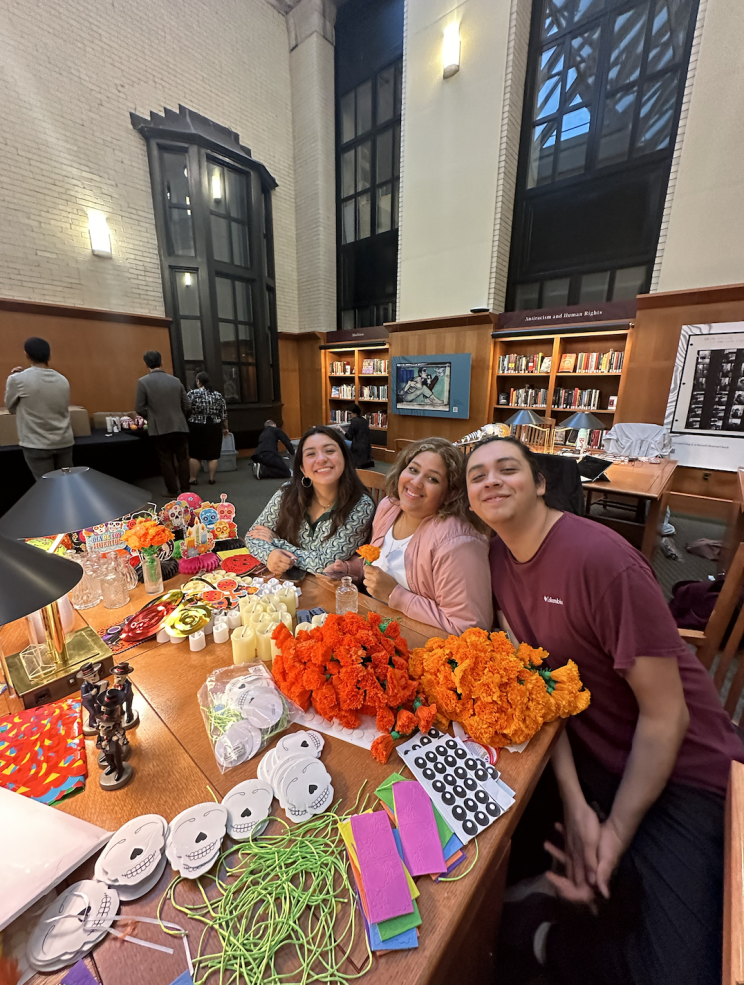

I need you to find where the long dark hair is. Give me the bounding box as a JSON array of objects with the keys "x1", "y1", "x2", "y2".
[
  {"x1": 195, "y1": 371, "x2": 216, "y2": 392},
  {"x1": 274, "y1": 425, "x2": 371, "y2": 546}
]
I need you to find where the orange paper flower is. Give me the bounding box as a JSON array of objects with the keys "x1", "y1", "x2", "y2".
[
  {"x1": 371, "y1": 734, "x2": 394, "y2": 765},
  {"x1": 408, "y1": 629, "x2": 590, "y2": 748},
  {"x1": 122, "y1": 518, "x2": 174, "y2": 551},
  {"x1": 357, "y1": 544, "x2": 381, "y2": 564}
]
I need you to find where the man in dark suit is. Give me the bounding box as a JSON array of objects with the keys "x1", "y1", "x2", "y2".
[
  {"x1": 135, "y1": 351, "x2": 191, "y2": 496},
  {"x1": 251, "y1": 419, "x2": 294, "y2": 478}
]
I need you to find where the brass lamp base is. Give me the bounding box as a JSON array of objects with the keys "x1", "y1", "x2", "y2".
[{"x1": 6, "y1": 626, "x2": 113, "y2": 707}]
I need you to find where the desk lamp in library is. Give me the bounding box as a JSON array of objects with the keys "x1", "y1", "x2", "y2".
[
  {"x1": 0, "y1": 533, "x2": 83, "y2": 696},
  {"x1": 0, "y1": 467, "x2": 147, "y2": 683},
  {"x1": 560, "y1": 411, "x2": 606, "y2": 459},
  {"x1": 506, "y1": 408, "x2": 555, "y2": 454}
]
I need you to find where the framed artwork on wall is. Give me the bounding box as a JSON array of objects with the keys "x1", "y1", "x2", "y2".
[{"x1": 391, "y1": 353, "x2": 471, "y2": 419}]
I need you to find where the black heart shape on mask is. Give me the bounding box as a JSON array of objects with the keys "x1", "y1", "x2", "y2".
[
  {"x1": 195, "y1": 831, "x2": 207, "y2": 843},
  {"x1": 301, "y1": 741, "x2": 308, "y2": 747},
  {"x1": 241, "y1": 808, "x2": 252, "y2": 817},
  {"x1": 309, "y1": 784, "x2": 317, "y2": 794},
  {"x1": 130, "y1": 847, "x2": 144, "y2": 860}
]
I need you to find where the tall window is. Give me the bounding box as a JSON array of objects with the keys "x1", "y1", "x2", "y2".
[
  {"x1": 508, "y1": 0, "x2": 698, "y2": 310},
  {"x1": 133, "y1": 107, "x2": 281, "y2": 434}
]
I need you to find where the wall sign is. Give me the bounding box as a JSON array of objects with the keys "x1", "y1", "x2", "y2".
[
  {"x1": 665, "y1": 322, "x2": 744, "y2": 471},
  {"x1": 391, "y1": 353, "x2": 471, "y2": 419},
  {"x1": 496, "y1": 299, "x2": 636, "y2": 332}
]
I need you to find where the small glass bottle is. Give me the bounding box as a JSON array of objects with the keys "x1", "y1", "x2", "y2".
[
  {"x1": 335, "y1": 576, "x2": 358, "y2": 615},
  {"x1": 67, "y1": 551, "x2": 103, "y2": 610},
  {"x1": 141, "y1": 550, "x2": 164, "y2": 595},
  {"x1": 100, "y1": 555, "x2": 129, "y2": 609}
]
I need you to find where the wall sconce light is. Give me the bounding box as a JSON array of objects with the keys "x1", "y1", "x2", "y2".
[
  {"x1": 184, "y1": 272, "x2": 193, "y2": 287},
  {"x1": 443, "y1": 22, "x2": 460, "y2": 79},
  {"x1": 87, "y1": 210, "x2": 112, "y2": 257},
  {"x1": 211, "y1": 172, "x2": 222, "y2": 202}
]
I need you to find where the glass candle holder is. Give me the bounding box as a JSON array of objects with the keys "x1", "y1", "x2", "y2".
[{"x1": 141, "y1": 550, "x2": 164, "y2": 595}]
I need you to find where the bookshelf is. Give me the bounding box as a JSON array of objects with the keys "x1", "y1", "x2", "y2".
[
  {"x1": 486, "y1": 327, "x2": 633, "y2": 449},
  {"x1": 322, "y1": 344, "x2": 390, "y2": 451}
]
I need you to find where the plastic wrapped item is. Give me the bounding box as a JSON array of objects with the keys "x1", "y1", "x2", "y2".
[{"x1": 198, "y1": 662, "x2": 295, "y2": 773}]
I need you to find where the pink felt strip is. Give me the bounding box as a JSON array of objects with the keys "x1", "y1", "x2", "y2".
[
  {"x1": 393, "y1": 781, "x2": 448, "y2": 876},
  {"x1": 351, "y1": 811, "x2": 414, "y2": 923}
]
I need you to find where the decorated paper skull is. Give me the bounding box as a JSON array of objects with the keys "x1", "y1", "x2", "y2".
[
  {"x1": 95, "y1": 814, "x2": 167, "y2": 888},
  {"x1": 274, "y1": 730, "x2": 324, "y2": 761},
  {"x1": 166, "y1": 803, "x2": 228, "y2": 878},
  {"x1": 222, "y1": 779, "x2": 274, "y2": 840},
  {"x1": 27, "y1": 880, "x2": 119, "y2": 972},
  {"x1": 214, "y1": 719, "x2": 261, "y2": 769},
  {"x1": 280, "y1": 758, "x2": 333, "y2": 822},
  {"x1": 159, "y1": 500, "x2": 193, "y2": 532},
  {"x1": 198, "y1": 505, "x2": 219, "y2": 530}
]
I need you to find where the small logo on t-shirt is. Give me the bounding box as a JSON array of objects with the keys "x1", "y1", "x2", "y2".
[{"x1": 544, "y1": 595, "x2": 564, "y2": 605}]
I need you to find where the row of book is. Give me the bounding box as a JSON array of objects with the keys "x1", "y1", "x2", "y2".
[
  {"x1": 498, "y1": 352, "x2": 552, "y2": 374},
  {"x1": 555, "y1": 428, "x2": 606, "y2": 449},
  {"x1": 558, "y1": 350, "x2": 624, "y2": 373},
  {"x1": 366, "y1": 412, "x2": 388, "y2": 428},
  {"x1": 501, "y1": 387, "x2": 549, "y2": 407},
  {"x1": 361, "y1": 358, "x2": 389, "y2": 374},
  {"x1": 330, "y1": 385, "x2": 355, "y2": 399},
  {"x1": 329, "y1": 361, "x2": 354, "y2": 375},
  {"x1": 360, "y1": 386, "x2": 388, "y2": 400},
  {"x1": 552, "y1": 387, "x2": 601, "y2": 410},
  {"x1": 329, "y1": 410, "x2": 388, "y2": 428}
]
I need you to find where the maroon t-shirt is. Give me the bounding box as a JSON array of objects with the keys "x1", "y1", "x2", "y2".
[{"x1": 489, "y1": 512, "x2": 743, "y2": 796}]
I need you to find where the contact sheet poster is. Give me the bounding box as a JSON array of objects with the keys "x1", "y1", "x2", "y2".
[{"x1": 665, "y1": 322, "x2": 744, "y2": 470}]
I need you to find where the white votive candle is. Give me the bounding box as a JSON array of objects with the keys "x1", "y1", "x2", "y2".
[
  {"x1": 157, "y1": 628, "x2": 170, "y2": 643},
  {"x1": 189, "y1": 630, "x2": 206, "y2": 652},
  {"x1": 231, "y1": 625, "x2": 257, "y2": 664},
  {"x1": 276, "y1": 586, "x2": 297, "y2": 617},
  {"x1": 213, "y1": 621, "x2": 229, "y2": 644},
  {"x1": 227, "y1": 609, "x2": 242, "y2": 630}
]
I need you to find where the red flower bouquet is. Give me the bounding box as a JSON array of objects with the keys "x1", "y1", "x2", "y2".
[{"x1": 271, "y1": 613, "x2": 437, "y2": 762}]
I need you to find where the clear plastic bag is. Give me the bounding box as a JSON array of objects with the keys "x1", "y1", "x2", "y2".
[{"x1": 198, "y1": 662, "x2": 295, "y2": 773}]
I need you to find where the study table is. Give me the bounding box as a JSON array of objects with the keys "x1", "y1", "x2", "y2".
[
  {"x1": 582, "y1": 457, "x2": 678, "y2": 558},
  {"x1": 5, "y1": 575, "x2": 561, "y2": 985}
]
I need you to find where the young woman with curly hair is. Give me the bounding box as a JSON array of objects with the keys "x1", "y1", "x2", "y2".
[{"x1": 323, "y1": 436, "x2": 492, "y2": 634}]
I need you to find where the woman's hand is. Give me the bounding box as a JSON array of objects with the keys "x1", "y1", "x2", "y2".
[
  {"x1": 248, "y1": 525, "x2": 275, "y2": 543},
  {"x1": 267, "y1": 549, "x2": 296, "y2": 576},
  {"x1": 544, "y1": 797, "x2": 602, "y2": 904},
  {"x1": 363, "y1": 564, "x2": 398, "y2": 605},
  {"x1": 322, "y1": 560, "x2": 349, "y2": 579}
]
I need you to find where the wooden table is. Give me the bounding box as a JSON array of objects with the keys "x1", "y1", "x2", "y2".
[
  {"x1": 10, "y1": 575, "x2": 560, "y2": 985},
  {"x1": 583, "y1": 458, "x2": 678, "y2": 557}
]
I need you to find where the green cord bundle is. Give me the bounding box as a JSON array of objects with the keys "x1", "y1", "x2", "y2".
[{"x1": 158, "y1": 802, "x2": 373, "y2": 985}]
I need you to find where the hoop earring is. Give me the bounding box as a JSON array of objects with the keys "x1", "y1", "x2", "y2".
[{"x1": 301, "y1": 475, "x2": 312, "y2": 488}]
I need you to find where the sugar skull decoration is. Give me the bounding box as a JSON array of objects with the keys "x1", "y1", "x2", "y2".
[
  {"x1": 198, "y1": 505, "x2": 220, "y2": 531},
  {"x1": 177, "y1": 491, "x2": 203, "y2": 512},
  {"x1": 159, "y1": 500, "x2": 194, "y2": 533},
  {"x1": 27, "y1": 880, "x2": 120, "y2": 972},
  {"x1": 166, "y1": 803, "x2": 228, "y2": 878},
  {"x1": 94, "y1": 814, "x2": 168, "y2": 900},
  {"x1": 222, "y1": 779, "x2": 274, "y2": 840}
]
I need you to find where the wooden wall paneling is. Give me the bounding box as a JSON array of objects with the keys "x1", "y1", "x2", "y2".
[
  {"x1": 278, "y1": 335, "x2": 301, "y2": 437},
  {"x1": 0, "y1": 300, "x2": 172, "y2": 418},
  {"x1": 387, "y1": 317, "x2": 493, "y2": 445},
  {"x1": 617, "y1": 284, "x2": 744, "y2": 425},
  {"x1": 277, "y1": 332, "x2": 325, "y2": 438}
]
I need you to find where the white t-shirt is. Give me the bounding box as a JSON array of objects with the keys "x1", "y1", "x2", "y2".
[{"x1": 376, "y1": 525, "x2": 413, "y2": 590}]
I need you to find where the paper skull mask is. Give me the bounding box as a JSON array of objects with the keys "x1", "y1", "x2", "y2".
[
  {"x1": 273, "y1": 730, "x2": 324, "y2": 762},
  {"x1": 27, "y1": 880, "x2": 119, "y2": 972},
  {"x1": 222, "y1": 779, "x2": 274, "y2": 840},
  {"x1": 95, "y1": 814, "x2": 168, "y2": 895},
  {"x1": 280, "y1": 758, "x2": 333, "y2": 822},
  {"x1": 166, "y1": 803, "x2": 228, "y2": 878}
]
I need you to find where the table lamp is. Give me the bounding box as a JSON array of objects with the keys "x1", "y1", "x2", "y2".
[
  {"x1": 560, "y1": 411, "x2": 605, "y2": 432},
  {"x1": 0, "y1": 534, "x2": 83, "y2": 695},
  {"x1": 505, "y1": 409, "x2": 544, "y2": 428},
  {"x1": 0, "y1": 466, "x2": 148, "y2": 679}
]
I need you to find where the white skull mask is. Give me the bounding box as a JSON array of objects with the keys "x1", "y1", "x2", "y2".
[
  {"x1": 274, "y1": 730, "x2": 324, "y2": 762},
  {"x1": 166, "y1": 804, "x2": 227, "y2": 878},
  {"x1": 214, "y1": 720, "x2": 261, "y2": 770},
  {"x1": 222, "y1": 780, "x2": 274, "y2": 840},
  {"x1": 96, "y1": 814, "x2": 167, "y2": 887},
  {"x1": 280, "y1": 759, "x2": 333, "y2": 821},
  {"x1": 28, "y1": 880, "x2": 119, "y2": 971}
]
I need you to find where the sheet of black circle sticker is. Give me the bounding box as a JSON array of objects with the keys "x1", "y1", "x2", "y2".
[{"x1": 397, "y1": 727, "x2": 509, "y2": 844}]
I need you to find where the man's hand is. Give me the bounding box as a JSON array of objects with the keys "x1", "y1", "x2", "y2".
[
  {"x1": 362, "y1": 564, "x2": 398, "y2": 605},
  {"x1": 266, "y1": 549, "x2": 296, "y2": 576},
  {"x1": 9, "y1": 366, "x2": 23, "y2": 375},
  {"x1": 248, "y1": 525, "x2": 275, "y2": 543},
  {"x1": 545, "y1": 795, "x2": 602, "y2": 902},
  {"x1": 595, "y1": 817, "x2": 627, "y2": 899}
]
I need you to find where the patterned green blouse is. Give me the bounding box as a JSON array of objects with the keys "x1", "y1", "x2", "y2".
[{"x1": 243, "y1": 488, "x2": 374, "y2": 574}]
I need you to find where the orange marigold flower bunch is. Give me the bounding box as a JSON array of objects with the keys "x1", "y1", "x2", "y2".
[
  {"x1": 271, "y1": 613, "x2": 437, "y2": 755},
  {"x1": 408, "y1": 628, "x2": 590, "y2": 747},
  {"x1": 121, "y1": 518, "x2": 174, "y2": 551},
  {"x1": 357, "y1": 544, "x2": 381, "y2": 564}
]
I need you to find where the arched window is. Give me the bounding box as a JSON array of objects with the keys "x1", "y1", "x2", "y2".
[{"x1": 132, "y1": 105, "x2": 280, "y2": 435}]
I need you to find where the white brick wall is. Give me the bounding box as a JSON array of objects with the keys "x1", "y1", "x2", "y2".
[{"x1": 0, "y1": 0, "x2": 300, "y2": 332}]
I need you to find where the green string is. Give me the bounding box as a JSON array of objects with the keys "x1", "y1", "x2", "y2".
[{"x1": 157, "y1": 794, "x2": 374, "y2": 985}]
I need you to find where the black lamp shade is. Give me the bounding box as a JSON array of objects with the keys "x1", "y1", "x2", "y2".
[
  {"x1": 0, "y1": 467, "x2": 148, "y2": 539},
  {"x1": 506, "y1": 409, "x2": 544, "y2": 428},
  {"x1": 561, "y1": 411, "x2": 605, "y2": 431},
  {"x1": 0, "y1": 534, "x2": 82, "y2": 624}
]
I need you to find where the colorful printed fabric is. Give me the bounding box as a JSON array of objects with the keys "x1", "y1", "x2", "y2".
[{"x1": 0, "y1": 697, "x2": 87, "y2": 804}]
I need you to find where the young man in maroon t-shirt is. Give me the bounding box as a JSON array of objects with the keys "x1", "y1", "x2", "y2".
[{"x1": 466, "y1": 436, "x2": 744, "y2": 985}]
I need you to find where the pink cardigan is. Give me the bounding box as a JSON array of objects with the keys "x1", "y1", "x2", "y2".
[{"x1": 345, "y1": 497, "x2": 493, "y2": 636}]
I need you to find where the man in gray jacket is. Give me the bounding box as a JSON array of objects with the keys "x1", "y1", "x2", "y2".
[
  {"x1": 135, "y1": 351, "x2": 191, "y2": 496},
  {"x1": 4, "y1": 337, "x2": 74, "y2": 480}
]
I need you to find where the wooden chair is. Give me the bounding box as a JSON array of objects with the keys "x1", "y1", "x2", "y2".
[
  {"x1": 724, "y1": 759, "x2": 744, "y2": 985},
  {"x1": 679, "y1": 544, "x2": 744, "y2": 699},
  {"x1": 357, "y1": 468, "x2": 387, "y2": 507}
]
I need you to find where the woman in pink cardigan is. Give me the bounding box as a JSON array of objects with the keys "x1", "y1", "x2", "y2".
[{"x1": 323, "y1": 437, "x2": 492, "y2": 635}]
